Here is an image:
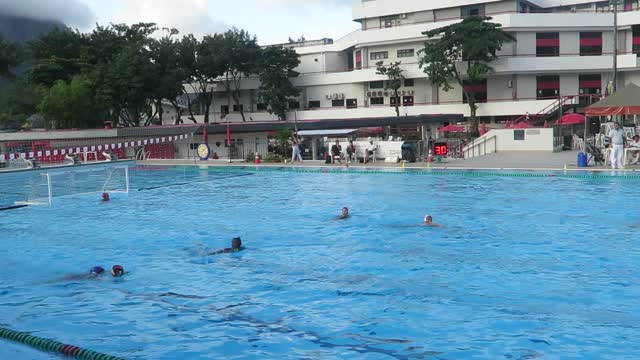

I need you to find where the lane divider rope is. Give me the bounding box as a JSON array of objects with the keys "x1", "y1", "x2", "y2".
[
  {"x1": 165, "y1": 165, "x2": 640, "y2": 180},
  {"x1": 0, "y1": 327, "x2": 123, "y2": 360}
]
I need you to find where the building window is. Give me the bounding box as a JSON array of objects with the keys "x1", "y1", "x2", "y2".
[
  {"x1": 331, "y1": 99, "x2": 345, "y2": 107},
  {"x1": 404, "y1": 79, "x2": 414, "y2": 87},
  {"x1": 257, "y1": 103, "x2": 268, "y2": 111},
  {"x1": 233, "y1": 104, "x2": 243, "y2": 112},
  {"x1": 462, "y1": 79, "x2": 488, "y2": 103},
  {"x1": 403, "y1": 96, "x2": 414, "y2": 106},
  {"x1": 633, "y1": 25, "x2": 640, "y2": 54},
  {"x1": 370, "y1": 51, "x2": 388, "y2": 60},
  {"x1": 397, "y1": 49, "x2": 414, "y2": 58},
  {"x1": 308, "y1": 101, "x2": 320, "y2": 109},
  {"x1": 580, "y1": 32, "x2": 602, "y2": 56},
  {"x1": 579, "y1": 74, "x2": 601, "y2": 105},
  {"x1": 381, "y1": 16, "x2": 399, "y2": 28},
  {"x1": 536, "y1": 32, "x2": 560, "y2": 57},
  {"x1": 220, "y1": 105, "x2": 229, "y2": 114},
  {"x1": 461, "y1": 5, "x2": 484, "y2": 17},
  {"x1": 536, "y1": 75, "x2": 560, "y2": 99},
  {"x1": 390, "y1": 96, "x2": 401, "y2": 106},
  {"x1": 346, "y1": 99, "x2": 358, "y2": 108},
  {"x1": 288, "y1": 100, "x2": 300, "y2": 110},
  {"x1": 370, "y1": 81, "x2": 384, "y2": 89},
  {"x1": 370, "y1": 97, "x2": 384, "y2": 105}
]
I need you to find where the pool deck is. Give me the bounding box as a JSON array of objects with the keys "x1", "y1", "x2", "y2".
[{"x1": 139, "y1": 151, "x2": 640, "y2": 172}]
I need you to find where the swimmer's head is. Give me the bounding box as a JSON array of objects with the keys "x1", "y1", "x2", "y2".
[
  {"x1": 342, "y1": 207, "x2": 349, "y2": 217},
  {"x1": 111, "y1": 265, "x2": 124, "y2": 277},
  {"x1": 424, "y1": 215, "x2": 432, "y2": 224},
  {"x1": 90, "y1": 266, "x2": 104, "y2": 275},
  {"x1": 102, "y1": 192, "x2": 110, "y2": 201},
  {"x1": 231, "y1": 237, "x2": 242, "y2": 249}
]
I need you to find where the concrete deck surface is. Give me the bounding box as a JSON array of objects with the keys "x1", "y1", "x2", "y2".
[{"x1": 140, "y1": 150, "x2": 640, "y2": 172}]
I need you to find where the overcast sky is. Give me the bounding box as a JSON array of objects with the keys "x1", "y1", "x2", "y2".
[{"x1": 0, "y1": 0, "x2": 360, "y2": 44}]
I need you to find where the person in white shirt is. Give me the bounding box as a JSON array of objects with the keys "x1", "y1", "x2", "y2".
[
  {"x1": 291, "y1": 136, "x2": 303, "y2": 163},
  {"x1": 364, "y1": 140, "x2": 376, "y2": 163},
  {"x1": 608, "y1": 122, "x2": 626, "y2": 169},
  {"x1": 628, "y1": 135, "x2": 640, "y2": 165}
]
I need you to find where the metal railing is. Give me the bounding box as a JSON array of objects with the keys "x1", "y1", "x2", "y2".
[{"x1": 463, "y1": 134, "x2": 497, "y2": 159}]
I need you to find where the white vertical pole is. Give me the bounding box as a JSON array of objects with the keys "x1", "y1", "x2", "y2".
[
  {"x1": 124, "y1": 166, "x2": 130, "y2": 193},
  {"x1": 46, "y1": 173, "x2": 52, "y2": 207}
]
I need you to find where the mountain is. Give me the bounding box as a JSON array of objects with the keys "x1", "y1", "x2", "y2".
[
  {"x1": 0, "y1": 14, "x2": 66, "y2": 84},
  {"x1": 0, "y1": 13, "x2": 65, "y2": 43}
]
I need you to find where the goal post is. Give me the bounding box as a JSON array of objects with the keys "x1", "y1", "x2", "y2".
[{"x1": 17, "y1": 165, "x2": 130, "y2": 206}]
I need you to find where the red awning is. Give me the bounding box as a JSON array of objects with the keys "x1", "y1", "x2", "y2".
[
  {"x1": 586, "y1": 106, "x2": 640, "y2": 116},
  {"x1": 586, "y1": 84, "x2": 640, "y2": 116}
]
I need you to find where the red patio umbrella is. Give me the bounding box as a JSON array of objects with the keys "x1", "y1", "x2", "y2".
[
  {"x1": 202, "y1": 125, "x2": 208, "y2": 143},
  {"x1": 543, "y1": 120, "x2": 549, "y2": 128},
  {"x1": 504, "y1": 120, "x2": 511, "y2": 129},
  {"x1": 226, "y1": 123, "x2": 231, "y2": 145},
  {"x1": 438, "y1": 124, "x2": 465, "y2": 132},
  {"x1": 556, "y1": 113, "x2": 586, "y2": 125}
]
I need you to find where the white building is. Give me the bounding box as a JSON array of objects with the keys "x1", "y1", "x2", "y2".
[{"x1": 175, "y1": 0, "x2": 640, "y2": 133}]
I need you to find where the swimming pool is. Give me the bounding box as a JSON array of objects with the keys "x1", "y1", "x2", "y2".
[{"x1": 1, "y1": 165, "x2": 639, "y2": 359}]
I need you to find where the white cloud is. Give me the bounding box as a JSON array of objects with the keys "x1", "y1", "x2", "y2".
[
  {"x1": 255, "y1": 0, "x2": 357, "y2": 10},
  {"x1": 0, "y1": 0, "x2": 95, "y2": 27},
  {"x1": 110, "y1": 0, "x2": 228, "y2": 38}
]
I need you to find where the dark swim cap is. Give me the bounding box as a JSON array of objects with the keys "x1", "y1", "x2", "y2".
[
  {"x1": 111, "y1": 265, "x2": 124, "y2": 277},
  {"x1": 90, "y1": 266, "x2": 104, "y2": 274}
]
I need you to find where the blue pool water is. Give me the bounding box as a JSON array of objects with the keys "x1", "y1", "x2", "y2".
[{"x1": 1, "y1": 166, "x2": 639, "y2": 359}]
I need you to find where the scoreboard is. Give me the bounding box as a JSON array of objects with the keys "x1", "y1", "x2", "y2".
[{"x1": 433, "y1": 142, "x2": 448, "y2": 157}]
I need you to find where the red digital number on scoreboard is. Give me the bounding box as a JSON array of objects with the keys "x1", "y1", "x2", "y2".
[{"x1": 434, "y1": 143, "x2": 448, "y2": 156}]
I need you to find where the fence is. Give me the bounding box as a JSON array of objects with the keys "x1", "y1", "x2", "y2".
[{"x1": 0, "y1": 127, "x2": 197, "y2": 170}]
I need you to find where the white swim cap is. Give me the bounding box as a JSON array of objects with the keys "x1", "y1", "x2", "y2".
[{"x1": 424, "y1": 214, "x2": 431, "y2": 222}]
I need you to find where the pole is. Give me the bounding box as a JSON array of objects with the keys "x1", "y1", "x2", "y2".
[{"x1": 613, "y1": 0, "x2": 618, "y2": 93}]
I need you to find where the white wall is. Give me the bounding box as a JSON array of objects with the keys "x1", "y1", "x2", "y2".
[
  {"x1": 560, "y1": 32, "x2": 579, "y2": 55},
  {"x1": 485, "y1": 0, "x2": 518, "y2": 13},
  {"x1": 488, "y1": 75, "x2": 514, "y2": 101},
  {"x1": 468, "y1": 128, "x2": 554, "y2": 154},
  {"x1": 353, "y1": 0, "x2": 502, "y2": 20}
]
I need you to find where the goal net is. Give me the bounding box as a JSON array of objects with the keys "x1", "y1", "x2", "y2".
[{"x1": 18, "y1": 165, "x2": 129, "y2": 206}]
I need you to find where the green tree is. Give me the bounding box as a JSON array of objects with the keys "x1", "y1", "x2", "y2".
[
  {"x1": 375, "y1": 61, "x2": 404, "y2": 117},
  {"x1": 257, "y1": 46, "x2": 300, "y2": 121},
  {"x1": 180, "y1": 34, "x2": 225, "y2": 123},
  {"x1": 219, "y1": 28, "x2": 261, "y2": 122},
  {"x1": 419, "y1": 16, "x2": 515, "y2": 136},
  {"x1": 0, "y1": 35, "x2": 20, "y2": 81},
  {"x1": 275, "y1": 128, "x2": 293, "y2": 156},
  {"x1": 38, "y1": 75, "x2": 102, "y2": 129},
  {"x1": 84, "y1": 23, "x2": 158, "y2": 126},
  {"x1": 149, "y1": 28, "x2": 188, "y2": 125},
  {"x1": 27, "y1": 28, "x2": 85, "y2": 87},
  {"x1": 0, "y1": 80, "x2": 42, "y2": 129}
]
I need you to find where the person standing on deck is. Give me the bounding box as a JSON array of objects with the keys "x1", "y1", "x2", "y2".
[
  {"x1": 608, "y1": 122, "x2": 626, "y2": 169},
  {"x1": 291, "y1": 135, "x2": 303, "y2": 163}
]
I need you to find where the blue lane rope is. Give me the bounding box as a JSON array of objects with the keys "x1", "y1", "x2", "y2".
[{"x1": 162, "y1": 165, "x2": 640, "y2": 180}]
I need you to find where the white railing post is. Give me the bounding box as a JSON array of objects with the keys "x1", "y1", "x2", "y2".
[{"x1": 46, "y1": 173, "x2": 52, "y2": 207}]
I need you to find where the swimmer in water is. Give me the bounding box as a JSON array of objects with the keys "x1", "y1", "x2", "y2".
[
  {"x1": 337, "y1": 207, "x2": 349, "y2": 220},
  {"x1": 101, "y1": 192, "x2": 110, "y2": 202},
  {"x1": 48, "y1": 266, "x2": 106, "y2": 283},
  {"x1": 423, "y1": 214, "x2": 444, "y2": 228},
  {"x1": 208, "y1": 237, "x2": 244, "y2": 255},
  {"x1": 111, "y1": 265, "x2": 125, "y2": 277}
]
